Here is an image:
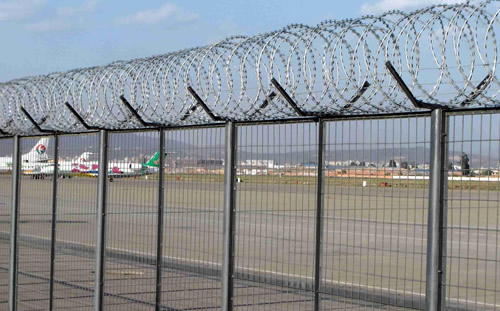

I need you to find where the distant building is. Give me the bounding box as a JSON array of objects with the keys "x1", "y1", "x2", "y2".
[
  {"x1": 239, "y1": 159, "x2": 275, "y2": 168},
  {"x1": 197, "y1": 159, "x2": 223, "y2": 167}
]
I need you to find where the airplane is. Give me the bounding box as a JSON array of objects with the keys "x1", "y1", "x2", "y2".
[
  {"x1": 0, "y1": 155, "x2": 12, "y2": 172},
  {"x1": 38, "y1": 151, "x2": 95, "y2": 178},
  {"x1": 0, "y1": 138, "x2": 51, "y2": 175},
  {"x1": 89, "y1": 151, "x2": 166, "y2": 181},
  {"x1": 21, "y1": 138, "x2": 53, "y2": 178},
  {"x1": 38, "y1": 151, "x2": 168, "y2": 181}
]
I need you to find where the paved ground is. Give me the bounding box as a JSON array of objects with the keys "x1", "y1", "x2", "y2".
[{"x1": 0, "y1": 175, "x2": 499, "y2": 310}]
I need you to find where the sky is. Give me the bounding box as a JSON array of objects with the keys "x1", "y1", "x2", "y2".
[{"x1": 0, "y1": 0, "x2": 466, "y2": 83}]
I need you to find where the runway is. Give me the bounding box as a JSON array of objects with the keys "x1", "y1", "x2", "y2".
[{"x1": 0, "y1": 175, "x2": 498, "y2": 310}]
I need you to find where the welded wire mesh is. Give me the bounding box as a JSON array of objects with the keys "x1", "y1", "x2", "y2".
[
  {"x1": 320, "y1": 117, "x2": 431, "y2": 310},
  {"x1": 16, "y1": 136, "x2": 54, "y2": 310},
  {"x1": 233, "y1": 123, "x2": 317, "y2": 310},
  {"x1": 52, "y1": 134, "x2": 98, "y2": 310},
  {"x1": 0, "y1": 4, "x2": 500, "y2": 309},
  {"x1": 2, "y1": 111, "x2": 500, "y2": 310},
  {"x1": 0, "y1": 137, "x2": 12, "y2": 306},
  {"x1": 0, "y1": 3, "x2": 499, "y2": 309},
  {"x1": 102, "y1": 131, "x2": 159, "y2": 309},
  {"x1": 444, "y1": 112, "x2": 500, "y2": 311},
  {"x1": 160, "y1": 127, "x2": 225, "y2": 310}
]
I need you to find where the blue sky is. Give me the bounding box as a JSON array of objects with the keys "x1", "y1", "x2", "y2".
[{"x1": 0, "y1": 0, "x2": 464, "y2": 82}]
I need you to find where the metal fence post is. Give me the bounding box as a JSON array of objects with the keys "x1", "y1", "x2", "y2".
[
  {"x1": 49, "y1": 135, "x2": 59, "y2": 311},
  {"x1": 94, "y1": 129, "x2": 109, "y2": 311},
  {"x1": 425, "y1": 109, "x2": 447, "y2": 311},
  {"x1": 8, "y1": 135, "x2": 21, "y2": 311},
  {"x1": 222, "y1": 121, "x2": 237, "y2": 311},
  {"x1": 314, "y1": 119, "x2": 326, "y2": 310},
  {"x1": 155, "y1": 129, "x2": 165, "y2": 310}
]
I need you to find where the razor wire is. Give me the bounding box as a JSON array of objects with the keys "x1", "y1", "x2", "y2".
[{"x1": 0, "y1": 0, "x2": 499, "y2": 134}]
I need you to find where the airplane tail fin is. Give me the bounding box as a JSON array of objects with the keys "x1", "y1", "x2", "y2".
[
  {"x1": 76, "y1": 152, "x2": 93, "y2": 162},
  {"x1": 144, "y1": 152, "x2": 161, "y2": 168},
  {"x1": 22, "y1": 138, "x2": 50, "y2": 162}
]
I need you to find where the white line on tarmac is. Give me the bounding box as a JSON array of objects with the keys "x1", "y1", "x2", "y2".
[{"x1": 4, "y1": 231, "x2": 499, "y2": 309}]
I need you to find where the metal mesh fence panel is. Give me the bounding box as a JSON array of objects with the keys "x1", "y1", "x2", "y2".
[
  {"x1": 0, "y1": 138, "x2": 12, "y2": 306},
  {"x1": 103, "y1": 131, "x2": 159, "y2": 309},
  {"x1": 444, "y1": 112, "x2": 500, "y2": 310},
  {"x1": 2, "y1": 111, "x2": 500, "y2": 310},
  {"x1": 52, "y1": 134, "x2": 98, "y2": 310},
  {"x1": 160, "y1": 127, "x2": 225, "y2": 310},
  {"x1": 319, "y1": 117, "x2": 430, "y2": 310},
  {"x1": 233, "y1": 123, "x2": 317, "y2": 310},
  {"x1": 0, "y1": 2, "x2": 500, "y2": 306},
  {"x1": 16, "y1": 136, "x2": 54, "y2": 310}
]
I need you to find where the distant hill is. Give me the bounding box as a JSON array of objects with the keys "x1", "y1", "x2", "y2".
[{"x1": 0, "y1": 133, "x2": 497, "y2": 168}]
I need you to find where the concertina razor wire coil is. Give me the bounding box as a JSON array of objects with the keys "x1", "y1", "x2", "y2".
[{"x1": 0, "y1": 0, "x2": 499, "y2": 134}]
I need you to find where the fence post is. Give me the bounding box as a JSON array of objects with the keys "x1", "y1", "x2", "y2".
[
  {"x1": 94, "y1": 129, "x2": 109, "y2": 311},
  {"x1": 8, "y1": 135, "x2": 21, "y2": 311},
  {"x1": 425, "y1": 109, "x2": 447, "y2": 311},
  {"x1": 49, "y1": 135, "x2": 59, "y2": 311},
  {"x1": 155, "y1": 129, "x2": 165, "y2": 310},
  {"x1": 314, "y1": 119, "x2": 326, "y2": 310},
  {"x1": 222, "y1": 121, "x2": 237, "y2": 311}
]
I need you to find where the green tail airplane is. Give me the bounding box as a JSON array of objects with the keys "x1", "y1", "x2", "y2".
[{"x1": 143, "y1": 151, "x2": 169, "y2": 168}]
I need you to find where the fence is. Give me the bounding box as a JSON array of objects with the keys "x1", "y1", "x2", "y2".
[
  {"x1": 0, "y1": 3, "x2": 498, "y2": 309},
  {"x1": 0, "y1": 108, "x2": 498, "y2": 310}
]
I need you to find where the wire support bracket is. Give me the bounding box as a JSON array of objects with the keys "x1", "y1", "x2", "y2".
[
  {"x1": 183, "y1": 86, "x2": 226, "y2": 122},
  {"x1": 385, "y1": 62, "x2": 446, "y2": 110}
]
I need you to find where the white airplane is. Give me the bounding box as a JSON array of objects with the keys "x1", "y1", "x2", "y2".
[
  {"x1": 39, "y1": 151, "x2": 95, "y2": 178},
  {"x1": 0, "y1": 155, "x2": 12, "y2": 172},
  {"x1": 87, "y1": 152, "x2": 166, "y2": 180},
  {"x1": 0, "y1": 138, "x2": 51, "y2": 175},
  {"x1": 38, "y1": 151, "x2": 168, "y2": 181}
]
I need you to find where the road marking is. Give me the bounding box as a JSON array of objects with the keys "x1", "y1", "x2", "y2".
[{"x1": 3, "y1": 231, "x2": 499, "y2": 308}]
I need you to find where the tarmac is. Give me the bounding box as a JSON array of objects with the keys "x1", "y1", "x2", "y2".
[{"x1": 0, "y1": 175, "x2": 498, "y2": 310}]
